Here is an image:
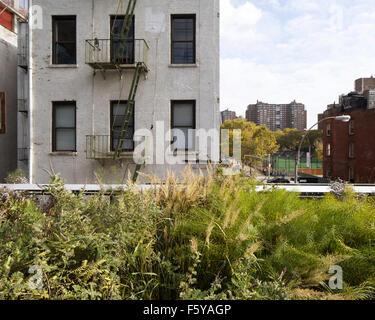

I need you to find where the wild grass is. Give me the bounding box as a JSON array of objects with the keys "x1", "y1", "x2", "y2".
[{"x1": 0, "y1": 168, "x2": 374, "y2": 300}]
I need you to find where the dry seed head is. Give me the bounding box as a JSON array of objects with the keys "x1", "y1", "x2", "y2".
[
  {"x1": 244, "y1": 242, "x2": 260, "y2": 259},
  {"x1": 190, "y1": 238, "x2": 199, "y2": 254},
  {"x1": 205, "y1": 219, "x2": 215, "y2": 245}
]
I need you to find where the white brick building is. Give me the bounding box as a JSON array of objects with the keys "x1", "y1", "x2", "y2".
[{"x1": 20, "y1": 0, "x2": 220, "y2": 183}]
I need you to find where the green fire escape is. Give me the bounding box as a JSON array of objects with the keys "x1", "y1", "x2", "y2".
[{"x1": 85, "y1": 0, "x2": 148, "y2": 181}]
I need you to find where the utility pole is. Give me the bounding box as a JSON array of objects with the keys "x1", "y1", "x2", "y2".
[{"x1": 268, "y1": 154, "x2": 271, "y2": 178}]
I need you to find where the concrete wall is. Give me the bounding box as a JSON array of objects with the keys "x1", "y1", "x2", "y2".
[
  {"x1": 29, "y1": 0, "x2": 220, "y2": 184},
  {"x1": 0, "y1": 24, "x2": 18, "y2": 181}
]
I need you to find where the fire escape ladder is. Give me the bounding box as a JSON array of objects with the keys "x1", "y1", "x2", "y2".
[
  {"x1": 103, "y1": 0, "x2": 145, "y2": 181},
  {"x1": 113, "y1": 0, "x2": 137, "y2": 64},
  {"x1": 113, "y1": 61, "x2": 142, "y2": 160}
]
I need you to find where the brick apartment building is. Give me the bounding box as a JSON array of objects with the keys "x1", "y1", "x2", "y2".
[
  {"x1": 323, "y1": 77, "x2": 375, "y2": 183},
  {"x1": 246, "y1": 100, "x2": 307, "y2": 131},
  {"x1": 221, "y1": 109, "x2": 237, "y2": 123}
]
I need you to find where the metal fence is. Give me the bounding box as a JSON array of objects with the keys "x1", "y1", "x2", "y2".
[
  {"x1": 86, "y1": 135, "x2": 112, "y2": 159},
  {"x1": 85, "y1": 39, "x2": 149, "y2": 70}
]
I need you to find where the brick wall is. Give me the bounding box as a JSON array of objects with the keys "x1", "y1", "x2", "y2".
[{"x1": 323, "y1": 108, "x2": 375, "y2": 183}]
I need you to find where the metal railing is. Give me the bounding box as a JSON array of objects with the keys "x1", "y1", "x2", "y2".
[
  {"x1": 2, "y1": 183, "x2": 375, "y2": 197},
  {"x1": 87, "y1": 135, "x2": 111, "y2": 159},
  {"x1": 85, "y1": 39, "x2": 149, "y2": 70},
  {"x1": 86, "y1": 135, "x2": 135, "y2": 159}
]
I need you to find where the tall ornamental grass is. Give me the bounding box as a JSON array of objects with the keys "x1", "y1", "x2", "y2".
[{"x1": 0, "y1": 169, "x2": 374, "y2": 300}]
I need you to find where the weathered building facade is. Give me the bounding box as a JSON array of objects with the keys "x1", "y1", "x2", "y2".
[
  {"x1": 323, "y1": 78, "x2": 375, "y2": 183},
  {"x1": 0, "y1": 0, "x2": 28, "y2": 181},
  {"x1": 20, "y1": 0, "x2": 220, "y2": 184}
]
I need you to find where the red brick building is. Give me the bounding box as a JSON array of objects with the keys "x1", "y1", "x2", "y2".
[{"x1": 323, "y1": 78, "x2": 375, "y2": 183}]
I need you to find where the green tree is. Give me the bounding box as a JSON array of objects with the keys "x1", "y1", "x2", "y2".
[{"x1": 221, "y1": 119, "x2": 279, "y2": 164}]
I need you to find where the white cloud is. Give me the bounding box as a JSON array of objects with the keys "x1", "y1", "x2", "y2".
[{"x1": 220, "y1": 0, "x2": 375, "y2": 127}]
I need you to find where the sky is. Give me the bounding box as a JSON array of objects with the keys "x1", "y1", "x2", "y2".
[{"x1": 220, "y1": 0, "x2": 375, "y2": 127}]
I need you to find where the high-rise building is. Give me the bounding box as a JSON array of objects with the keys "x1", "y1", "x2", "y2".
[
  {"x1": 221, "y1": 109, "x2": 237, "y2": 123},
  {"x1": 246, "y1": 100, "x2": 307, "y2": 131}
]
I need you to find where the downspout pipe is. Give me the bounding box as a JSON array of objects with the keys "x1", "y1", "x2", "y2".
[{"x1": 28, "y1": 0, "x2": 33, "y2": 183}]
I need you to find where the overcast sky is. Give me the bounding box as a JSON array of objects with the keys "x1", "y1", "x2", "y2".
[{"x1": 220, "y1": 0, "x2": 375, "y2": 127}]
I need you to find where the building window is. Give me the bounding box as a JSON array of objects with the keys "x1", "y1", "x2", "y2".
[
  {"x1": 171, "y1": 100, "x2": 196, "y2": 150},
  {"x1": 349, "y1": 143, "x2": 355, "y2": 158},
  {"x1": 110, "y1": 15, "x2": 135, "y2": 64},
  {"x1": 349, "y1": 167, "x2": 354, "y2": 182},
  {"x1": 52, "y1": 102, "x2": 76, "y2": 152},
  {"x1": 0, "y1": 92, "x2": 6, "y2": 134},
  {"x1": 0, "y1": 7, "x2": 14, "y2": 31},
  {"x1": 349, "y1": 120, "x2": 355, "y2": 135},
  {"x1": 326, "y1": 143, "x2": 331, "y2": 157},
  {"x1": 326, "y1": 168, "x2": 331, "y2": 178},
  {"x1": 111, "y1": 101, "x2": 134, "y2": 152},
  {"x1": 171, "y1": 15, "x2": 196, "y2": 64},
  {"x1": 52, "y1": 16, "x2": 77, "y2": 64},
  {"x1": 326, "y1": 123, "x2": 331, "y2": 136}
]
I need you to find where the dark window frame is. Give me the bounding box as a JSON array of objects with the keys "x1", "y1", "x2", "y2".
[
  {"x1": 171, "y1": 14, "x2": 196, "y2": 64},
  {"x1": 0, "y1": 92, "x2": 6, "y2": 134},
  {"x1": 349, "y1": 120, "x2": 355, "y2": 135},
  {"x1": 52, "y1": 15, "x2": 77, "y2": 65},
  {"x1": 349, "y1": 143, "x2": 355, "y2": 158},
  {"x1": 52, "y1": 101, "x2": 77, "y2": 152},
  {"x1": 171, "y1": 100, "x2": 196, "y2": 151},
  {"x1": 110, "y1": 100, "x2": 135, "y2": 152},
  {"x1": 326, "y1": 123, "x2": 331, "y2": 137},
  {"x1": 326, "y1": 143, "x2": 331, "y2": 157},
  {"x1": 110, "y1": 15, "x2": 135, "y2": 64},
  {"x1": 349, "y1": 167, "x2": 354, "y2": 182}
]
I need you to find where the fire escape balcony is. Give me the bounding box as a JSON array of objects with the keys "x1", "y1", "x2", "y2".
[
  {"x1": 85, "y1": 38, "x2": 149, "y2": 72},
  {"x1": 86, "y1": 135, "x2": 134, "y2": 160}
]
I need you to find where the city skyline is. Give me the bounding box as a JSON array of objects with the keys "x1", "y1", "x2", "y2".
[{"x1": 220, "y1": 0, "x2": 375, "y2": 127}]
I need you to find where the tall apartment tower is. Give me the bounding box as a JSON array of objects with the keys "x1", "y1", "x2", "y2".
[
  {"x1": 18, "y1": 0, "x2": 220, "y2": 184},
  {"x1": 246, "y1": 100, "x2": 307, "y2": 131},
  {"x1": 0, "y1": 0, "x2": 28, "y2": 181},
  {"x1": 221, "y1": 108, "x2": 237, "y2": 123}
]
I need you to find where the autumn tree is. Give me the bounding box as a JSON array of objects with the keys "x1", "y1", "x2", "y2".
[{"x1": 220, "y1": 119, "x2": 279, "y2": 164}]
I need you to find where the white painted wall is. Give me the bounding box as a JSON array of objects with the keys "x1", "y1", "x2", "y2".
[{"x1": 28, "y1": 0, "x2": 220, "y2": 184}]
